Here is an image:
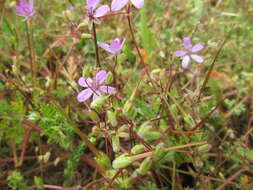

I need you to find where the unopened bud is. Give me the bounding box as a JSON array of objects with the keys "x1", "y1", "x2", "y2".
[
  {"x1": 112, "y1": 155, "x2": 133, "y2": 169},
  {"x1": 138, "y1": 157, "x2": 152, "y2": 174},
  {"x1": 88, "y1": 110, "x2": 100, "y2": 122},
  {"x1": 96, "y1": 153, "x2": 111, "y2": 170},
  {"x1": 106, "y1": 72, "x2": 113, "y2": 83},
  {"x1": 107, "y1": 110, "x2": 118, "y2": 127},
  {"x1": 138, "y1": 122, "x2": 160, "y2": 142},
  {"x1": 82, "y1": 66, "x2": 92, "y2": 77},
  {"x1": 112, "y1": 135, "x2": 120, "y2": 153},
  {"x1": 131, "y1": 144, "x2": 145, "y2": 154},
  {"x1": 78, "y1": 20, "x2": 89, "y2": 28},
  {"x1": 152, "y1": 144, "x2": 166, "y2": 162},
  {"x1": 91, "y1": 96, "x2": 106, "y2": 108},
  {"x1": 81, "y1": 33, "x2": 92, "y2": 39},
  {"x1": 197, "y1": 144, "x2": 211, "y2": 153},
  {"x1": 118, "y1": 132, "x2": 129, "y2": 138}
]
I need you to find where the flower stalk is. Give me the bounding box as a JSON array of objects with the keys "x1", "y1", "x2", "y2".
[
  {"x1": 92, "y1": 22, "x2": 101, "y2": 67},
  {"x1": 25, "y1": 20, "x2": 35, "y2": 86}
]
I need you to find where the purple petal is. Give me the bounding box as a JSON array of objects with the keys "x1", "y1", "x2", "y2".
[
  {"x1": 92, "y1": 91, "x2": 102, "y2": 101},
  {"x1": 120, "y1": 39, "x2": 126, "y2": 49},
  {"x1": 29, "y1": 0, "x2": 34, "y2": 10},
  {"x1": 96, "y1": 70, "x2": 107, "y2": 84},
  {"x1": 94, "y1": 5, "x2": 110, "y2": 18},
  {"x1": 191, "y1": 54, "x2": 204, "y2": 63},
  {"x1": 182, "y1": 56, "x2": 190, "y2": 68},
  {"x1": 77, "y1": 89, "x2": 93, "y2": 102},
  {"x1": 78, "y1": 77, "x2": 93, "y2": 87},
  {"x1": 191, "y1": 44, "x2": 204, "y2": 52},
  {"x1": 130, "y1": 0, "x2": 144, "y2": 8},
  {"x1": 183, "y1": 37, "x2": 192, "y2": 49},
  {"x1": 14, "y1": 6, "x2": 25, "y2": 14},
  {"x1": 111, "y1": 0, "x2": 128, "y2": 11},
  {"x1": 174, "y1": 50, "x2": 187, "y2": 57},
  {"x1": 100, "y1": 86, "x2": 116, "y2": 94},
  {"x1": 109, "y1": 39, "x2": 122, "y2": 54},
  {"x1": 98, "y1": 42, "x2": 114, "y2": 53},
  {"x1": 20, "y1": 0, "x2": 28, "y2": 6},
  {"x1": 87, "y1": 0, "x2": 100, "y2": 9}
]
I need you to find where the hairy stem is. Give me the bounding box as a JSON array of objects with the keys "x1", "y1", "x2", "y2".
[
  {"x1": 126, "y1": 6, "x2": 145, "y2": 66},
  {"x1": 25, "y1": 20, "x2": 35, "y2": 86},
  {"x1": 92, "y1": 22, "x2": 101, "y2": 67}
]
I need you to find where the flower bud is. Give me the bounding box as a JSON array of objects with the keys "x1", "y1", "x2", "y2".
[
  {"x1": 91, "y1": 96, "x2": 106, "y2": 108},
  {"x1": 118, "y1": 125, "x2": 128, "y2": 133},
  {"x1": 81, "y1": 33, "x2": 92, "y2": 39},
  {"x1": 107, "y1": 110, "x2": 118, "y2": 127},
  {"x1": 118, "y1": 132, "x2": 129, "y2": 138},
  {"x1": 106, "y1": 169, "x2": 117, "y2": 178},
  {"x1": 138, "y1": 157, "x2": 152, "y2": 174},
  {"x1": 78, "y1": 20, "x2": 89, "y2": 28},
  {"x1": 95, "y1": 153, "x2": 111, "y2": 170},
  {"x1": 112, "y1": 135, "x2": 120, "y2": 153},
  {"x1": 152, "y1": 144, "x2": 166, "y2": 162},
  {"x1": 197, "y1": 144, "x2": 211, "y2": 153},
  {"x1": 87, "y1": 110, "x2": 100, "y2": 122},
  {"x1": 106, "y1": 72, "x2": 114, "y2": 84},
  {"x1": 82, "y1": 66, "x2": 92, "y2": 78},
  {"x1": 183, "y1": 114, "x2": 195, "y2": 127},
  {"x1": 131, "y1": 144, "x2": 145, "y2": 154},
  {"x1": 112, "y1": 155, "x2": 133, "y2": 169},
  {"x1": 137, "y1": 122, "x2": 160, "y2": 142}
]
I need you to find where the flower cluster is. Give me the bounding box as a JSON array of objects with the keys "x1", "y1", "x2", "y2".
[{"x1": 13, "y1": 1, "x2": 205, "y2": 103}]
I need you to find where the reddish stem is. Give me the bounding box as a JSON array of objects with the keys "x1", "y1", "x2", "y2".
[{"x1": 18, "y1": 127, "x2": 33, "y2": 166}]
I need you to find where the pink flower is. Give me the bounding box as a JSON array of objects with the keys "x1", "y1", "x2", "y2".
[
  {"x1": 77, "y1": 70, "x2": 116, "y2": 102},
  {"x1": 86, "y1": 0, "x2": 110, "y2": 23},
  {"x1": 111, "y1": 0, "x2": 144, "y2": 11},
  {"x1": 174, "y1": 37, "x2": 204, "y2": 69},
  {"x1": 14, "y1": 0, "x2": 35, "y2": 20},
  {"x1": 98, "y1": 38, "x2": 125, "y2": 57}
]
